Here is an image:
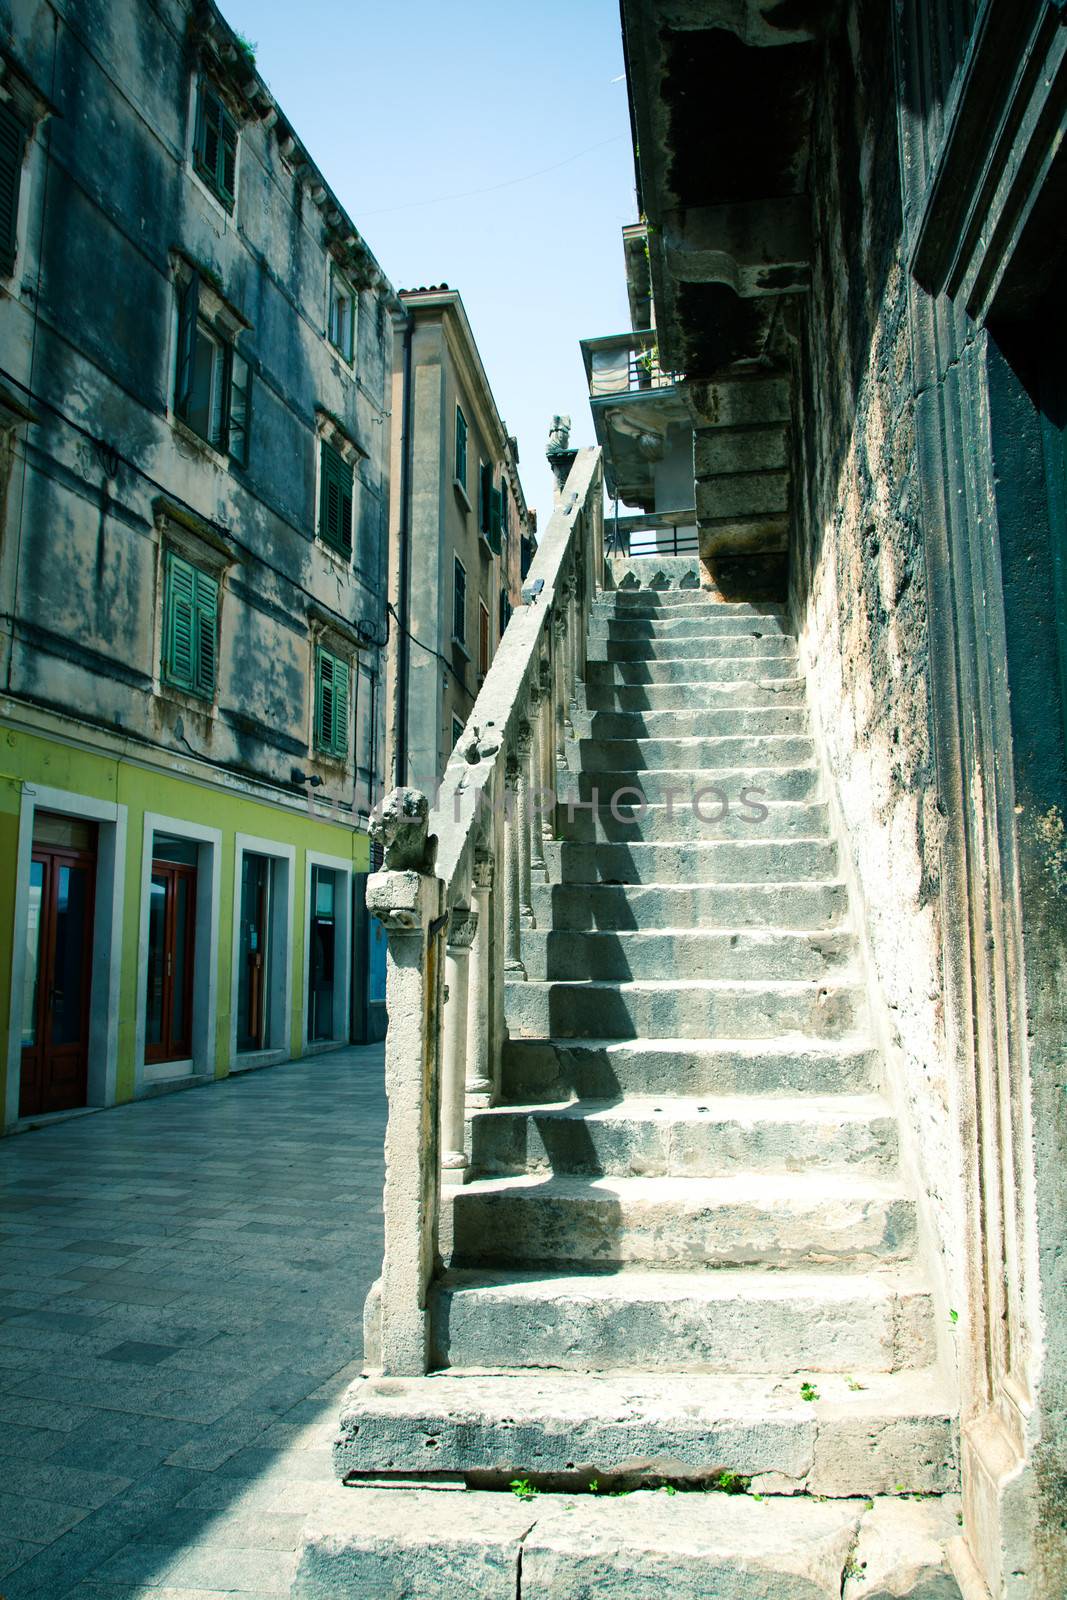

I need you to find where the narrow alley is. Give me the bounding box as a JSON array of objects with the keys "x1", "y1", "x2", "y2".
[{"x1": 0, "y1": 1048, "x2": 385, "y2": 1598}]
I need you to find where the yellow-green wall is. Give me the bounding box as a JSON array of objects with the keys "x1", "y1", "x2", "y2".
[{"x1": 0, "y1": 725, "x2": 370, "y2": 1118}]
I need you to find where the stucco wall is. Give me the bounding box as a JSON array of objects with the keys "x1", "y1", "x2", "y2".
[{"x1": 789, "y1": 0, "x2": 967, "y2": 1350}]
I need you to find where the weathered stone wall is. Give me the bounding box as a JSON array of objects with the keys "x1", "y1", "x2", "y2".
[
  {"x1": 0, "y1": 0, "x2": 393, "y2": 818},
  {"x1": 789, "y1": 0, "x2": 967, "y2": 1347}
]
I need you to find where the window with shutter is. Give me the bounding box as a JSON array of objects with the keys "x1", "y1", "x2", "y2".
[
  {"x1": 193, "y1": 81, "x2": 239, "y2": 211},
  {"x1": 315, "y1": 645, "x2": 350, "y2": 758},
  {"x1": 454, "y1": 406, "x2": 468, "y2": 488},
  {"x1": 163, "y1": 553, "x2": 219, "y2": 699},
  {"x1": 453, "y1": 557, "x2": 466, "y2": 645},
  {"x1": 0, "y1": 102, "x2": 26, "y2": 278},
  {"x1": 319, "y1": 440, "x2": 354, "y2": 556}
]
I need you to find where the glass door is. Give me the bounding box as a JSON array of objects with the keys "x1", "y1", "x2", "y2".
[
  {"x1": 237, "y1": 852, "x2": 272, "y2": 1052},
  {"x1": 20, "y1": 815, "x2": 97, "y2": 1117},
  {"x1": 145, "y1": 857, "x2": 197, "y2": 1064},
  {"x1": 308, "y1": 866, "x2": 337, "y2": 1042}
]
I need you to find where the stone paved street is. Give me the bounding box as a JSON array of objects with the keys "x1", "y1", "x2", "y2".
[{"x1": 0, "y1": 1046, "x2": 386, "y2": 1599}]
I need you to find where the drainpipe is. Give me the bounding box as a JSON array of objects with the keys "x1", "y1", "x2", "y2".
[{"x1": 394, "y1": 310, "x2": 414, "y2": 789}]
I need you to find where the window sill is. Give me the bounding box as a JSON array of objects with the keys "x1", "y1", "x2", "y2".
[
  {"x1": 451, "y1": 637, "x2": 471, "y2": 661},
  {"x1": 453, "y1": 478, "x2": 471, "y2": 512},
  {"x1": 171, "y1": 414, "x2": 230, "y2": 468},
  {"x1": 315, "y1": 537, "x2": 355, "y2": 575},
  {"x1": 157, "y1": 681, "x2": 218, "y2": 718}
]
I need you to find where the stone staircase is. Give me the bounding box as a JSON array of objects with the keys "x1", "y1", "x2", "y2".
[{"x1": 305, "y1": 559, "x2": 962, "y2": 1599}]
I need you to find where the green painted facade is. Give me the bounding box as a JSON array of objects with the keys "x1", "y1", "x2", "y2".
[{"x1": 0, "y1": 724, "x2": 370, "y2": 1123}]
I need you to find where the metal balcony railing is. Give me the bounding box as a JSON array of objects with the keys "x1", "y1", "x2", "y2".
[
  {"x1": 581, "y1": 331, "x2": 681, "y2": 399},
  {"x1": 607, "y1": 507, "x2": 700, "y2": 558}
]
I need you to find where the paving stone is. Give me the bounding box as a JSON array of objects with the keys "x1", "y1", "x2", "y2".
[{"x1": 0, "y1": 1045, "x2": 385, "y2": 1597}]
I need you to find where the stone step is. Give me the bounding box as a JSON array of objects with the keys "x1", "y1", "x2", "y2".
[
  {"x1": 545, "y1": 837, "x2": 838, "y2": 886},
  {"x1": 574, "y1": 705, "x2": 810, "y2": 740},
  {"x1": 572, "y1": 733, "x2": 815, "y2": 772},
  {"x1": 499, "y1": 1037, "x2": 880, "y2": 1102},
  {"x1": 587, "y1": 654, "x2": 799, "y2": 685},
  {"x1": 518, "y1": 928, "x2": 855, "y2": 983},
  {"x1": 298, "y1": 1484, "x2": 963, "y2": 1600},
  {"x1": 589, "y1": 615, "x2": 792, "y2": 643},
  {"x1": 450, "y1": 1172, "x2": 914, "y2": 1271},
  {"x1": 505, "y1": 975, "x2": 865, "y2": 1041},
  {"x1": 572, "y1": 763, "x2": 821, "y2": 803},
  {"x1": 333, "y1": 1369, "x2": 959, "y2": 1496},
  {"x1": 433, "y1": 1266, "x2": 933, "y2": 1373},
  {"x1": 584, "y1": 677, "x2": 805, "y2": 710},
  {"x1": 553, "y1": 799, "x2": 830, "y2": 845},
  {"x1": 589, "y1": 633, "x2": 796, "y2": 662},
  {"x1": 530, "y1": 879, "x2": 848, "y2": 932},
  {"x1": 468, "y1": 1092, "x2": 896, "y2": 1177},
  {"x1": 596, "y1": 592, "x2": 784, "y2": 613}
]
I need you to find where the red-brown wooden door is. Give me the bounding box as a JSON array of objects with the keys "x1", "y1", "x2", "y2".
[
  {"x1": 145, "y1": 862, "x2": 197, "y2": 1064},
  {"x1": 20, "y1": 840, "x2": 97, "y2": 1117}
]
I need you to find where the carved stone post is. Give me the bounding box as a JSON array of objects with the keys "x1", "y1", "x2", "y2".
[
  {"x1": 441, "y1": 905, "x2": 477, "y2": 1187},
  {"x1": 553, "y1": 604, "x2": 569, "y2": 770},
  {"x1": 516, "y1": 721, "x2": 536, "y2": 926},
  {"x1": 539, "y1": 655, "x2": 556, "y2": 840},
  {"x1": 464, "y1": 851, "x2": 493, "y2": 1109},
  {"x1": 365, "y1": 788, "x2": 443, "y2": 1378},
  {"x1": 559, "y1": 575, "x2": 576, "y2": 738},
  {"x1": 503, "y1": 752, "x2": 526, "y2": 976},
  {"x1": 527, "y1": 682, "x2": 548, "y2": 882}
]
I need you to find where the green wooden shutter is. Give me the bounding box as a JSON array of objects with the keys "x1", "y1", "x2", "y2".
[
  {"x1": 193, "y1": 569, "x2": 219, "y2": 696},
  {"x1": 314, "y1": 647, "x2": 329, "y2": 750},
  {"x1": 480, "y1": 462, "x2": 492, "y2": 534},
  {"x1": 175, "y1": 272, "x2": 200, "y2": 418},
  {"x1": 489, "y1": 485, "x2": 503, "y2": 555},
  {"x1": 332, "y1": 653, "x2": 350, "y2": 757},
  {"x1": 455, "y1": 407, "x2": 467, "y2": 485},
  {"x1": 0, "y1": 102, "x2": 25, "y2": 277},
  {"x1": 164, "y1": 554, "x2": 197, "y2": 690},
  {"x1": 220, "y1": 107, "x2": 238, "y2": 205},
  {"x1": 228, "y1": 349, "x2": 251, "y2": 465},
  {"x1": 320, "y1": 441, "x2": 353, "y2": 555}
]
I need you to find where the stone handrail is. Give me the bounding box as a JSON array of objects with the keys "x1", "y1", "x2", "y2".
[{"x1": 366, "y1": 446, "x2": 604, "y2": 1374}]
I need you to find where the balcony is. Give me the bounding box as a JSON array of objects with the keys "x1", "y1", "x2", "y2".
[
  {"x1": 581, "y1": 330, "x2": 681, "y2": 398},
  {"x1": 580, "y1": 330, "x2": 690, "y2": 513}
]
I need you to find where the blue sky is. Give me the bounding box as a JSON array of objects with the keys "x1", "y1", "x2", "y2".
[{"x1": 218, "y1": 0, "x2": 637, "y2": 523}]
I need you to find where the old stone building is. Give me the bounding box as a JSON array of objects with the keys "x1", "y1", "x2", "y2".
[
  {"x1": 0, "y1": 0, "x2": 396, "y2": 1125},
  {"x1": 300, "y1": 2, "x2": 1066, "y2": 1598},
  {"x1": 385, "y1": 286, "x2": 532, "y2": 796}
]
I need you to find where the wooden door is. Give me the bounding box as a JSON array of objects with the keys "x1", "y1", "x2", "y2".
[
  {"x1": 145, "y1": 862, "x2": 197, "y2": 1064},
  {"x1": 20, "y1": 841, "x2": 97, "y2": 1117}
]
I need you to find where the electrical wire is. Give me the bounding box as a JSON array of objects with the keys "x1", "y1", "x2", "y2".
[{"x1": 360, "y1": 134, "x2": 627, "y2": 217}]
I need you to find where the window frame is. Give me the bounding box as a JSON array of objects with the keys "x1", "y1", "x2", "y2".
[
  {"x1": 328, "y1": 265, "x2": 357, "y2": 364},
  {"x1": 452, "y1": 555, "x2": 467, "y2": 648},
  {"x1": 192, "y1": 78, "x2": 239, "y2": 212},
  {"x1": 173, "y1": 270, "x2": 252, "y2": 466},
  {"x1": 161, "y1": 549, "x2": 220, "y2": 702},
  {"x1": 314, "y1": 642, "x2": 351, "y2": 760}
]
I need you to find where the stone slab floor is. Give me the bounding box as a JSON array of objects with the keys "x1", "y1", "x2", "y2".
[{"x1": 0, "y1": 1045, "x2": 386, "y2": 1599}]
